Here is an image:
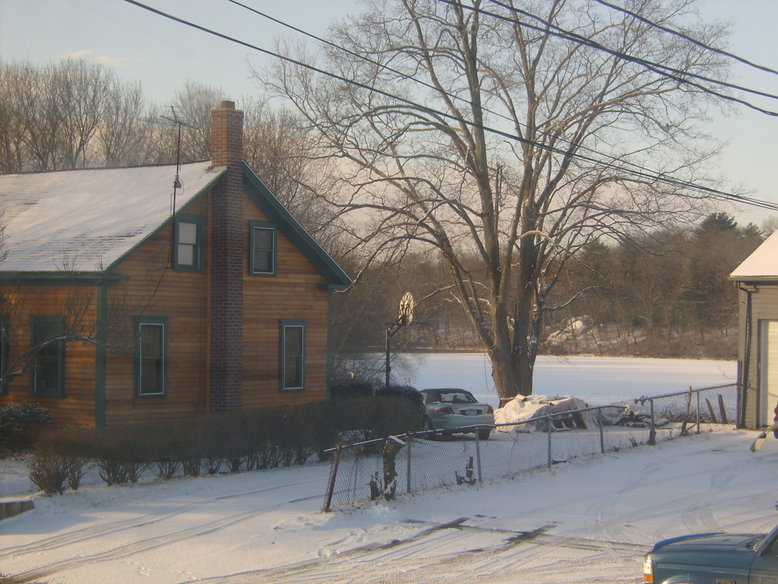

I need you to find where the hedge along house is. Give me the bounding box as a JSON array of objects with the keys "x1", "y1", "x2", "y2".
[
  {"x1": 730, "y1": 229, "x2": 778, "y2": 429},
  {"x1": 0, "y1": 100, "x2": 351, "y2": 427}
]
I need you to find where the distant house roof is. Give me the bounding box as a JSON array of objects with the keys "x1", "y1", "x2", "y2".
[
  {"x1": 0, "y1": 161, "x2": 223, "y2": 273},
  {"x1": 730, "y1": 229, "x2": 778, "y2": 281},
  {"x1": 0, "y1": 161, "x2": 351, "y2": 287}
]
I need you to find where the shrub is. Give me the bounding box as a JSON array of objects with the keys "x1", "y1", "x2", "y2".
[
  {"x1": 0, "y1": 403, "x2": 52, "y2": 452},
  {"x1": 29, "y1": 451, "x2": 69, "y2": 495},
  {"x1": 29, "y1": 429, "x2": 89, "y2": 494}
]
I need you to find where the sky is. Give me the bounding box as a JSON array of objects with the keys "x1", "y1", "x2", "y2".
[{"x1": 1, "y1": 0, "x2": 777, "y2": 225}]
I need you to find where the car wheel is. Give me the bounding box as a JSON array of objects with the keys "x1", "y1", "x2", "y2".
[
  {"x1": 422, "y1": 417, "x2": 437, "y2": 439},
  {"x1": 478, "y1": 428, "x2": 491, "y2": 441}
]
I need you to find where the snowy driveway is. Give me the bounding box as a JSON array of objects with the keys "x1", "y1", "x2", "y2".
[{"x1": 2, "y1": 428, "x2": 777, "y2": 584}]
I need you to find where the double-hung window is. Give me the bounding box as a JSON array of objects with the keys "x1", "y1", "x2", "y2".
[
  {"x1": 31, "y1": 316, "x2": 66, "y2": 397},
  {"x1": 280, "y1": 320, "x2": 305, "y2": 391},
  {"x1": 174, "y1": 215, "x2": 205, "y2": 270},
  {"x1": 136, "y1": 317, "x2": 166, "y2": 397},
  {"x1": 249, "y1": 221, "x2": 276, "y2": 275}
]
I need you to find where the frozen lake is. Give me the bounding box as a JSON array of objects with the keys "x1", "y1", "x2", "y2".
[{"x1": 393, "y1": 353, "x2": 737, "y2": 408}]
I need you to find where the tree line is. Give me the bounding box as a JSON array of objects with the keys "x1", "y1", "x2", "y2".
[{"x1": 332, "y1": 211, "x2": 768, "y2": 363}]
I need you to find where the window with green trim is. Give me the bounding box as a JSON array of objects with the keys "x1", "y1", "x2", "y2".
[
  {"x1": 174, "y1": 215, "x2": 205, "y2": 271},
  {"x1": 30, "y1": 316, "x2": 66, "y2": 397},
  {"x1": 136, "y1": 317, "x2": 166, "y2": 397},
  {"x1": 0, "y1": 315, "x2": 8, "y2": 395},
  {"x1": 280, "y1": 320, "x2": 305, "y2": 391},
  {"x1": 250, "y1": 222, "x2": 276, "y2": 275}
]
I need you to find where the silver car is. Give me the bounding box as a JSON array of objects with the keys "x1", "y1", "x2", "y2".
[{"x1": 420, "y1": 388, "x2": 494, "y2": 440}]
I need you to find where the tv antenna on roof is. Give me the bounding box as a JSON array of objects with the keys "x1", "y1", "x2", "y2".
[
  {"x1": 160, "y1": 107, "x2": 196, "y2": 266},
  {"x1": 160, "y1": 107, "x2": 196, "y2": 213}
]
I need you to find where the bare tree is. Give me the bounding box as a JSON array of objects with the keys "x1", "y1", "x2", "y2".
[
  {"x1": 274, "y1": 0, "x2": 730, "y2": 400},
  {"x1": 96, "y1": 80, "x2": 154, "y2": 167}
]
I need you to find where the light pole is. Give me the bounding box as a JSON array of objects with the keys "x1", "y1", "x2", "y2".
[{"x1": 385, "y1": 292, "x2": 414, "y2": 388}]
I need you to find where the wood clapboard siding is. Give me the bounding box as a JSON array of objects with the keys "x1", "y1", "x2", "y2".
[
  {"x1": 0, "y1": 284, "x2": 99, "y2": 427},
  {"x1": 2, "y1": 181, "x2": 339, "y2": 427},
  {"x1": 104, "y1": 198, "x2": 210, "y2": 426},
  {"x1": 241, "y1": 194, "x2": 330, "y2": 409}
]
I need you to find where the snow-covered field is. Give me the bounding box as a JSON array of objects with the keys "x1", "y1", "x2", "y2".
[{"x1": 4, "y1": 355, "x2": 772, "y2": 584}]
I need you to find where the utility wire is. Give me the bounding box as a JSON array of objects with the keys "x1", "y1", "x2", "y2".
[
  {"x1": 230, "y1": 0, "x2": 778, "y2": 210},
  {"x1": 122, "y1": 0, "x2": 778, "y2": 212},
  {"x1": 466, "y1": 0, "x2": 778, "y2": 116},
  {"x1": 483, "y1": 0, "x2": 778, "y2": 102},
  {"x1": 593, "y1": 0, "x2": 778, "y2": 76}
]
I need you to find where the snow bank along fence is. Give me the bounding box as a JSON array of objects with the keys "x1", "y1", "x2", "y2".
[{"x1": 321, "y1": 383, "x2": 737, "y2": 512}]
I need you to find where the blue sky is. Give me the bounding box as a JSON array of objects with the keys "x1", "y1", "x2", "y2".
[{"x1": 1, "y1": 0, "x2": 776, "y2": 224}]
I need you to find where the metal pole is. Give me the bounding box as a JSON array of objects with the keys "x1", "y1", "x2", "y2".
[
  {"x1": 322, "y1": 444, "x2": 341, "y2": 512},
  {"x1": 547, "y1": 416, "x2": 553, "y2": 468},
  {"x1": 648, "y1": 399, "x2": 657, "y2": 445},
  {"x1": 475, "y1": 429, "x2": 483, "y2": 483},
  {"x1": 385, "y1": 329, "x2": 391, "y2": 388},
  {"x1": 598, "y1": 408, "x2": 605, "y2": 454},
  {"x1": 696, "y1": 389, "x2": 701, "y2": 434},
  {"x1": 406, "y1": 433, "x2": 412, "y2": 494}
]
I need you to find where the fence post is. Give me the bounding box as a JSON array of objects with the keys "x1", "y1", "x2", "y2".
[
  {"x1": 322, "y1": 444, "x2": 341, "y2": 513},
  {"x1": 475, "y1": 428, "x2": 483, "y2": 483},
  {"x1": 696, "y1": 389, "x2": 701, "y2": 434},
  {"x1": 598, "y1": 408, "x2": 605, "y2": 454},
  {"x1": 547, "y1": 416, "x2": 553, "y2": 467},
  {"x1": 406, "y1": 433, "x2": 412, "y2": 494},
  {"x1": 648, "y1": 399, "x2": 657, "y2": 445}
]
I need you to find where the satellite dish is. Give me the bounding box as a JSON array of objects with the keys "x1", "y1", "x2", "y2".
[{"x1": 399, "y1": 292, "x2": 414, "y2": 325}]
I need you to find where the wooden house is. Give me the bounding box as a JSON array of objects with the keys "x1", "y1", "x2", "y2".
[
  {"x1": 0, "y1": 101, "x2": 351, "y2": 427},
  {"x1": 730, "y1": 230, "x2": 778, "y2": 428}
]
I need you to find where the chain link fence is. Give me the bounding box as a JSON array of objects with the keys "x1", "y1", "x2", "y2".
[{"x1": 322, "y1": 383, "x2": 737, "y2": 512}]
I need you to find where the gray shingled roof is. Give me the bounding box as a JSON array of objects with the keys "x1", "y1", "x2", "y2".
[{"x1": 0, "y1": 162, "x2": 223, "y2": 273}]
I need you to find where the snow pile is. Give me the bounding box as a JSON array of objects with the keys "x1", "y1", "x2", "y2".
[{"x1": 494, "y1": 394, "x2": 591, "y2": 432}]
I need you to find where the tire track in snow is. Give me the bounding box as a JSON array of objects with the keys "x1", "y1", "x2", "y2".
[
  {"x1": 188, "y1": 519, "x2": 643, "y2": 583},
  {"x1": 0, "y1": 477, "x2": 324, "y2": 581}
]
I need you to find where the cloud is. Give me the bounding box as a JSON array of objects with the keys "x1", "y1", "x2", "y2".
[{"x1": 57, "y1": 49, "x2": 138, "y2": 68}]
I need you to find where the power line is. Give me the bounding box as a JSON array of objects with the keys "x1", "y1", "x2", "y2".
[
  {"x1": 483, "y1": 0, "x2": 778, "y2": 102},
  {"x1": 593, "y1": 0, "x2": 778, "y2": 76},
  {"x1": 467, "y1": 0, "x2": 778, "y2": 117},
  {"x1": 228, "y1": 0, "x2": 778, "y2": 212},
  {"x1": 121, "y1": 0, "x2": 778, "y2": 213}
]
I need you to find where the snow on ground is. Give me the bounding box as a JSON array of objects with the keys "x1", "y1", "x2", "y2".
[
  {"x1": 1, "y1": 356, "x2": 760, "y2": 584},
  {"x1": 3, "y1": 429, "x2": 777, "y2": 584},
  {"x1": 397, "y1": 354, "x2": 737, "y2": 406}
]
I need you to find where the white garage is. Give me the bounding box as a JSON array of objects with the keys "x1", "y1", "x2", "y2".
[{"x1": 731, "y1": 230, "x2": 778, "y2": 428}]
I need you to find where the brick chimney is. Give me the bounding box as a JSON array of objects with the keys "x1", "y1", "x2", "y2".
[{"x1": 210, "y1": 100, "x2": 244, "y2": 412}]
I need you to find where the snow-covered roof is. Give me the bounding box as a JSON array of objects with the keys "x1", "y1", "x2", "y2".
[
  {"x1": 0, "y1": 162, "x2": 224, "y2": 273},
  {"x1": 730, "y1": 229, "x2": 778, "y2": 281}
]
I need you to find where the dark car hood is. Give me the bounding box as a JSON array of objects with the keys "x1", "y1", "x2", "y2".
[{"x1": 652, "y1": 532, "x2": 764, "y2": 553}]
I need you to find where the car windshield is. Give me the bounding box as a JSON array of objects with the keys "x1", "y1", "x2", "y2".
[{"x1": 433, "y1": 391, "x2": 476, "y2": 404}]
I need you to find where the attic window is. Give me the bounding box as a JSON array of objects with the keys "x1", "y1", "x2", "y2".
[
  {"x1": 250, "y1": 222, "x2": 276, "y2": 276},
  {"x1": 174, "y1": 215, "x2": 205, "y2": 271}
]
